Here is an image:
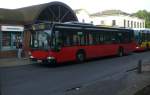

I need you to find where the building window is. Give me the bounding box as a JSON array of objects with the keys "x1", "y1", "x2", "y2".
[
  {"x1": 2, "y1": 31, "x2": 22, "y2": 50},
  {"x1": 112, "y1": 20, "x2": 116, "y2": 26},
  {"x1": 140, "y1": 22, "x2": 142, "y2": 28},
  {"x1": 134, "y1": 22, "x2": 136, "y2": 28},
  {"x1": 2, "y1": 32, "x2": 11, "y2": 48},
  {"x1": 101, "y1": 20, "x2": 105, "y2": 25},
  {"x1": 137, "y1": 22, "x2": 139, "y2": 28},
  {"x1": 124, "y1": 19, "x2": 126, "y2": 27},
  {"x1": 131, "y1": 21, "x2": 133, "y2": 28},
  {"x1": 128, "y1": 20, "x2": 130, "y2": 27},
  {"x1": 82, "y1": 19, "x2": 85, "y2": 23}
]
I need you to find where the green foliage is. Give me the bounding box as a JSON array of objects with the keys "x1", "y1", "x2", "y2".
[{"x1": 133, "y1": 10, "x2": 150, "y2": 28}]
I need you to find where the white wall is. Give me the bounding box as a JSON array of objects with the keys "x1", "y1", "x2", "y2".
[
  {"x1": 75, "y1": 9, "x2": 145, "y2": 29},
  {"x1": 91, "y1": 15, "x2": 145, "y2": 28},
  {"x1": 75, "y1": 10, "x2": 92, "y2": 23}
]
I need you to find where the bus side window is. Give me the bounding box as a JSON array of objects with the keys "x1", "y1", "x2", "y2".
[
  {"x1": 55, "y1": 31, "x2": 59, "y2": 40},
  {"x1": 76, "y1": 31, "x2": 85, "y2": 46},
  {"x1": 123, "y1": 32, "x2": 129, "y2": 43},
  {"x1": 148, "y1": 32, "x2": 150, "y2": 41},
  {"x1": 93, "y1": 32, "x2": 100, "y2": 45},
  {"x1": 99, "y1": 32, "x2": 104, "y2": 43},
  {"x1": 138, "y1": 32, "x2": 142, "y2": 43},
  {"x1": 62, "y1": 30, "x2": 75, "y2": 46},
  {"x1": 52, "y1": 31, "x2": 60, "y2": 47},
  {"x1": 63, "y1": 31, "x2": 71, "y2": 46},
  {"x1": 117, "y1": 32, "x2": 124, "y2": 43},
  {"x1": 89, "y1": 33, "x2": 93, "y2": 45},
  {"x1": 80, "y1": 32, "x2": 85, "y2": 45},
  {"x1": 129, "y1": 31, "x2": 133, "y2": 42},
  {"x1": 146, "y1": 32, "x2": 148, "y2": 41},
  {"x1": 111, "y1": 31, "x2": 116, "y2": 43},
  {"x1": 141, "y1": 32, "x2": 146, "y2": 42},
  {"x1": 73, "y1": 34, "x2": 78, "y2": 45},
  {"x1": 92, "y1": 32, "x2": 96, "y2": 44},
  {"x1": 84, "y1": 32, "x2": 89, "y2": 45},
  {"x1": 103, "y1": 31, "x2": 112, "y2": 44}
]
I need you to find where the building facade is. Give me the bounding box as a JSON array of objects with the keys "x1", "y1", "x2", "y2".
[
  {"x1": 75, "y1": 9, "x2": 145, "y2": 28},
  {"x1": 0, "y1": 25, "x2": 24, "y2": 57},
  {"x1": 74, "y1": 9, "x2": 92, "y2": 23},
  {"x1": 0, "y1": 1, "x2": 78, "y2": 58}
]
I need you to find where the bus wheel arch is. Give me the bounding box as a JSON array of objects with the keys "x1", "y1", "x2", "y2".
[
  {"x1": 76, "y1": 49, "x2": 86, "y2": 63},
  {"x1": 118, "y1": 47, "x2": 124, "y2": 57}
]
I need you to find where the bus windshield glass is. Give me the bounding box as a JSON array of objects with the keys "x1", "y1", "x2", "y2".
[
  {"x1": 30, "y1": 30, "x2": 51, "y2": 49},
  {"x1": 134, "y1": 30, "x2": 141, "y2": 44}
]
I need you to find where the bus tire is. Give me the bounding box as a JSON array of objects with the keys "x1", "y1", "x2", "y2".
[
  {"x1": 76, "y1": 51, "x2": 85, "y2": 63},
  {"x1": 118, "y1": 48, "x2": 124, "y2": 57}
]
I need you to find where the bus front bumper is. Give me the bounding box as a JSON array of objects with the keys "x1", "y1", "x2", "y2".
[
  {"x1": 135, "y1": 46, "x2": 145, "y2": 51},
  {"x1": 29, "y1": 56, "x2": 56, "y2": 64}
]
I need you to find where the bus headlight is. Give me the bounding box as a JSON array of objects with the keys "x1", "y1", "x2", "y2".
[
  {"x1": 30, "y1": 56, "x2": 34, "y2": 59},
  {"x1": 47, "y1": 56, "x2": 54, "y2": 60},
  {"x1": 47, "y1": 56, "x2": 55, "y2": 63},
  {"x1": 136, "y1": 46, "x2": 139, "y2": 49}
]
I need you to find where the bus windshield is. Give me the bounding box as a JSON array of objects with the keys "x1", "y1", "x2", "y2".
[
  {"x1": 30, "y1": 30, "x2": 51, "y2": 49},
  {"x1": 134, "y1": 30, "x2": 142, "y2": 44}
]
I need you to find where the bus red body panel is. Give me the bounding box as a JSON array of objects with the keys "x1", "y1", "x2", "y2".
[
  {"x1": 31, "y1": 50, "x2": 49, "y2": 59},
  {"x1": 30, "y1": 43, "x2": 135, "y2": 64}
]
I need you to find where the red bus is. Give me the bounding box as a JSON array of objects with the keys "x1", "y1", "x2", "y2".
[{"x1": 29, "y1": 22, "x2": 135, "y2": 64}]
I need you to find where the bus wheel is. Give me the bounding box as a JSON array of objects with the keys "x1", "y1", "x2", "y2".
[
  {"x1": 76, "y1": 52, "x2": 85, "y2": 63},
  {"x1": 118, "y1": 48, "x2": 124, "y2": 57}
]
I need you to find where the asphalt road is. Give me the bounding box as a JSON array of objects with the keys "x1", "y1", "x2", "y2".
[{"x1": 0, "y1": 51, "x2": 150, "y2": 95}]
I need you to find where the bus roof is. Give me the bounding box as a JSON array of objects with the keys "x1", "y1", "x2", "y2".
[
  {"x1": 132, "y1": 28, "x2": 150, "y2": 31},
  {"x1": 53, "y1": 22, "x2": 132, "y2": 31},
  {"x1": 30, "y1": 22, "x2": 133, "y2": 32}
]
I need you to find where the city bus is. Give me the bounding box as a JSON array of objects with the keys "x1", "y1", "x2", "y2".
[
  {"x1": 29, "y1": 22, "x2": 135, "y2": 65},
  {"x1": 133, "y1": 28, "x2": 150, "y2": 51}
]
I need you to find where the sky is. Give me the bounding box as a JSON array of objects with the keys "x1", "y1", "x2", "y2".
[{"x1": 0, "y1": 0, "x2": 149, "y2": 14}]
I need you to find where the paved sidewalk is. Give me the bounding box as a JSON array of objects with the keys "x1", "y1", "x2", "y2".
[{"x1": 0, "y1": 57, "x2": 31, "y2": 67}]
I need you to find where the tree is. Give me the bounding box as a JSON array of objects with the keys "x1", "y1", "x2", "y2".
[{"x1": 133, "y1": 10, "x2": 150, "y2": 28}]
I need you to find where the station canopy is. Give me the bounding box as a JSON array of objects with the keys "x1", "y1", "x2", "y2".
[{"x1": 0, "y1": 1, "x2": 78, "y2": 24}]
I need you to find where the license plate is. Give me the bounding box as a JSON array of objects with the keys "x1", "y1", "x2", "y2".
[{"x1": 37, "y1": 60, "x2": 42, "y2": 63}]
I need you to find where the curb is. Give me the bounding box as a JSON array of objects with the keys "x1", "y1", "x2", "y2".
[{"x1": 0, "y1": 58, "x2": 31, "y2": 67}]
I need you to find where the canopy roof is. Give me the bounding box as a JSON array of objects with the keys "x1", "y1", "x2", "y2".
[{"x1": 0, "y1": 1, "x2": 78, "y2": 25}]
